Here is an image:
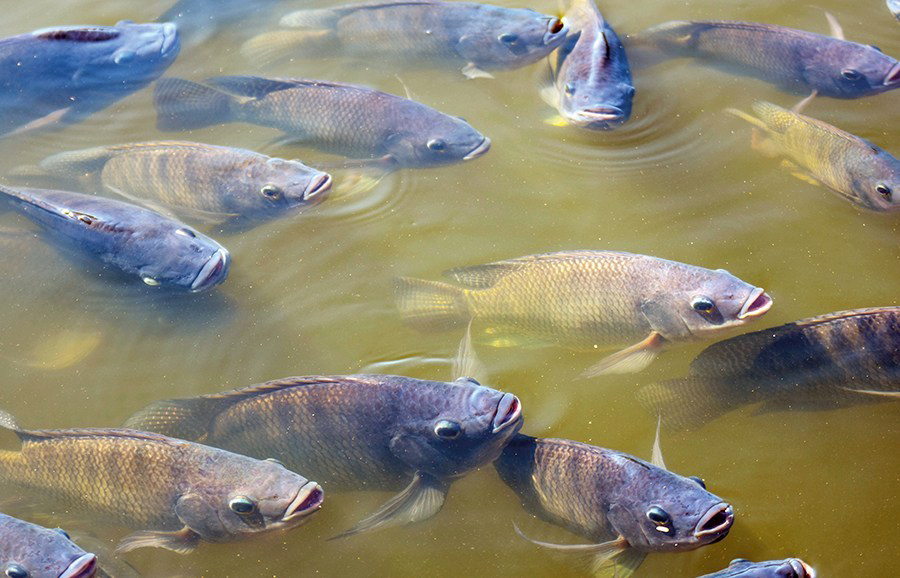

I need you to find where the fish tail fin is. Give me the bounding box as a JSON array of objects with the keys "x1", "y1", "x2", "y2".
[
  {"x1": 37, "y1": 146, "x2": 115, "y2": 179},
  {"x1": 154, "y1": 78, "x2": 233, "y2": 131},
  {"x1": 636, "y1": 377, "x2": 756, "y2": 430},
  {"x1": 123, "y1": 397, "x2": 220, "y2": 442},
  {"x1": 241, "y1": 29, "x2": 335, "y2": 64},
  {"x1": 0, "y1": 409, "x2": 21, "y2": 433},
  {"x1": 393, "y1": 277, "x2": 470, "y2": 332}
]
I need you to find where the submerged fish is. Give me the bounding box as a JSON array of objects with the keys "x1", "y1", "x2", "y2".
[
  {"x1": 638, "y1": 307, "x2": 900, "y2": 430},
  {"x1": 494, "y1": 434, "x2": 733, "y2": 576},
  {"x1": 125, "y1": 375, "x2": 523, "y2": 537},
  {"x1": 0, "y1": 411, "x2": 323, "y2": 554},
  {"x1": 242, "y1": 1, "x2": 568, "y2": 79},
  {"x1": 158, "y1": 0, "x2": 281, "y2": 46},
  {"x1": 638, "y1": 19, "x2": 900, "y2": 98},
  {"x1": 154, "y1": 76, "x2": 491, "y2": 168},
  {"x1": 727, "y1": 100, "x2": 899, "y2": 212},
  {"x1": 0, "y1": 22, "x2": 180, "y2": 136},
  {"x1": 0, "y1": 184, "x2": 230, "y2": 292},
  {"x1": 0, "y1": 513, "x2": 97, "y2": 578},
  {"x1": 33, "y1": 142, "x2": 332, "y2": 225},
  {"x1": 540, "y1": 0, "x2": 633, "y2": 129},
  {"x1": 700, "y1": 558, "x2": 816, "y2": 578},
  {"x1": 395, "y1": 251, "x2": 772, "y2": 375}
]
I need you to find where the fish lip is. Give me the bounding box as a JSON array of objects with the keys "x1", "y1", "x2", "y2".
[
  {"x1": 737, "y1": 287, "x2": 772, "y2": 320},
  {"x1": 303, "y1": 172, "x2": 333, "y2": 202},
  {"x1": 190, "y1": 248, "x2": 230, "y2": 292},
  {"x1": 283, "y1": 481, "x2": 324, "y2": 522},
  {"x1": 574, "y1": 106, "x2": 627, "y2": 127},
  {"x1": 884, "y1": 61, "x2": 900, "y2": 86},
  {"x1": 463, "y1": 137, "x2": 491, "y2": 161},
  {"x1": 693, "y1": 502, "x2": 733, "y2": 539},
  {"x1": 491, "y1": 392, "x2": 522, "y2": 433},
  {"x1": 159, "y1": 22, "x2": 180, "y2": 57},
  {"x1": 60, "y1": 553, "x2": 98, "y2": 578},
  {"x1": 787, "y1": 559, "x2": 816, "y2": 578},
  {"x1": 543, "y1": 17, "x2": 569, "y2": 45}
]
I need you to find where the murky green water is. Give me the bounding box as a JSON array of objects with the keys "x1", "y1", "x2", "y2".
[{"x1": 0, "y1": 0, "x2": 897, "y2": 576}]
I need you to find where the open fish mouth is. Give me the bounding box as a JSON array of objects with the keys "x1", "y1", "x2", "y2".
[
  {"x1": 463, "y1": 137, "x2": 492, "y2": 161},
  {"x1": 60, "y1": 553, "x2": 98, "y2": 578},
  {"x1": 544, "y1": 17, "x2": 568, "y2": 45},
  {"x1": 885, "y1": 61, "x2": 900, "y2": 86},
  {"x1": 575, "y1": 106, "x2": 627, "y2": 128},
  {"x1": 693, "y1": 502, "x2": 733, "y2": 541},
  {"x1": 491, "y1": 392, "x2": 523, "y2": 433},
  {"x1": 159, "y1": 22, "x2": 180, "y2": 58},
  {"x1": 737, "y1": 287, "x2": 773, "y2": 319},
  {"x1": 191, "y1": 248, "x2": 230, "y2": 292},
  {"x1": 303, "y1": 172, "x2": 333, "y2": 202},
  {"x1": 786, "y1": 559, "x2": 817, "y2": 578},
  {"x1": 283, "y1": 481, "x2": 325, "y2": 522}
]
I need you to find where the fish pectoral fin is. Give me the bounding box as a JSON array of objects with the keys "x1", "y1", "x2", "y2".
[
  {"x1": 580, "y1": 332, "x2": 665, "y2": 378},
  {"x1": 824, "y1": 11, "x2": 845, "y2": 40},
  {"x1": 605, "y1": 548, "x2": 648, "y2": 578},
  {"x1": 6, "y1": 107, "x2": 71, "y2": 137},
  {"x1": 115, "y1": 527, "x2": 200, "y2": 555},
  {"x1": 779, "y1": 160, "x2": 822, "y2": 187},
  {"x1": 462, "y1": 63, "x2": 494, "y2": 80},
  {"x1": 453, "y1": 320, "x2": 489, "y2": 384},
  {"x1": 539, "y1": 85, "x2": 561, "y2": 108},
  {"x1": 331, "y1": 473, "x2": 448, "y2": 539},
  {"x1": 791, "y1": 90, "x2": 818, "y2": 114},
  {"x1": 544, "y1": 115, "x2": 570, "y2": 127},
  {"x1": 650, "y1": 416, "x2": 666, "y2": 469},
  {"x1": 513, "y1": 524, "x2": 633, "y2": 575}
]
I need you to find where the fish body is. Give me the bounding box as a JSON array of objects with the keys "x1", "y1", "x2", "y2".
[
  {"x1": 699, "y1": 558, "x2": 816, "y2": 577},
  {"x1": 242, "y1": 1, "x2": 568, "y2": 77},
  {"x1": 36, "y1": 142, "x2": 332, "y2": 224},
  {"x1": 728, "y1": 101, "x2": 899, "y2": 212},
  {"x1": 159, "y1": 0, "x2": 281, "y2": 46},
  {"x1": 638, "y1": 307, "x2": 900, "y2": 429},
  {"x1": 154, "y1": 76, "x2": 491, "y2": 168},
  {"x1": 494, "y1": 435, "x2": 733, "y2": 575},
  {"x1": 640, "y1": 20, "x2": 900, "y2": 98},
  {"x1": 544, "y1": 0, "x2": 633, "y2": 129},
  {"x1": 125, "y1": 375, "x2": 522, "y2": 535},
  {"x1": 0, "y1": 513, "x2": 97, "y2": 578},
  {"x1": 0, "y1": 184, "x2": 230, "y2": 292},
  {"x1": 0, "y1": 413, "x2": 323, "y2": 554},
  {"x1": 395, "y1": 251, "x2": 772, "y2": 374},
  {"x1": 0, "y1": 22, "x2": 180, "y2": 136}
]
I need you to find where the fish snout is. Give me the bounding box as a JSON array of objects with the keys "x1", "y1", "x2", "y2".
[
  {"x1": 784, "y1": 559, "x2": 816, "y2": 578},
  {"x1": 463, "y1": 137, "x2": 491, "y2": 161},
  {"x1": 190, "y1": 248, "x2": 230, "y2": 292},
  {"x1": 283, "y1": 481, "x2": 324, "y2": 522},
  {"x1": 737, "y1": 287, "x2": 772, "y2": 320},
  {"x1": 60, "y1": 553, "x2": 98, "y2": 578},
  {"x1": 303, "y1": 172, "x2": 333, "y2": 202},
  {"x1": 575, "y1": 106, "x2": 627, "y2": 129},
  {"x1": 884, "y1": 61, "x2": 900, "y2": 87},
  {"x1": 693, "y1": 502, "x2": 733, "y2": 541},
  {"x1": 159, "y1": 22, "x2": 179, "y2": 57},
  {"x1": 492, "y1": 392, "x2": 522, "y2": 433},
  {"x1": 544, "y1": 17, "x2": 568, "y2": 45}
]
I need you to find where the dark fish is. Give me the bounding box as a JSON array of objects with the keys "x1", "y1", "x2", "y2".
[
  {"x1": 242, "y1": 1, "x2": 568, "y2": 79},
  {"x1": 0, "y1": 184, "x2": 230, "y2": 292},
  {"x1": 33, "y1": 141, "x2": 332, "y2": 225},
  {"x1": 699, "y1": 558, "x2": 816, "y2": 578},
  {"x1": 0, "y1": 22, "x2": 180, "y2": 136},
  {"x1": 0, "y1": 513, "x2": 97, "y2": 578},
  {"x1": 540, "y1": 0, "x2": 633, "y2": 129},
  {"x1": 125, "y1": 375, "x2": 523, "y2": 536},
  {"x1": 159, "y1": 0, "x2": 281, "y2": 46},
  {"x1": 494, "y1": 434, "x2": 733, "y2": 577},
  {"x1": 637, "y1": 307, "x2": 900, "y2": 430},
  {"x1": 0, "y1": 411, "x2": 323, "y2": 554},
  {"x1": 154, "y1": 76, "x2": 491, "y2": 168},
  {"x1": 638, "y1": 19, "x2": 900, "y2": 98}
]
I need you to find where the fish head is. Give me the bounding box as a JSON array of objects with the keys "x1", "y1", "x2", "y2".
[
  {"x1": 384, "y1": 117, "x2": 490, "y2": 167},
  {"x1": 1, "y1": 524, "x2": 97, "y2": 578},
  {"x1": 846, "y1": 149, "x2": 900, "y2": 212},
  {"x1": 715, "y1": 558, "x2": 816, "y2": 578},
  {"x1": 234, "y1": 157, "x2": 332, "y2": 216},
  {"x1": 133, "y1": 225, "x2": 230, "y2": 292},
  {"x1": 455, "y1": 9, "x2": 568, "y2": 69},
  {"x1": 606, "y1": 455, "x2": 733, "y2": 552},
  {"x1": 388, "y1": 378, "x2": 523, "y2": 478},
  {"x1": 808, "y1": 43, "x2": 900, "y2": 97}
]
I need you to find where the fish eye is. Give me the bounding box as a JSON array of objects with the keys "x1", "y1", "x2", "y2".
[
  {"x1": 175, "y1": 228, "x2": 197, "y2": 238},
  {"x1": 691, "y1": 296, "x2": 716, "y2": 314},
  {"x1": 876, "y1": 183, "x2": 892, "y2": 201},
  {"x1": 433, "y1": 419, "x2": 462, "y2": 439},
  {"x1": 54, "y1": 528, "x2": 71, "y2": 539},
  {"x1": 688, "y1": 475, "x2": 706, "y2": 489},
  {"x1": 5, "y1": 565, "x2": 28, "y2": 578},
  {"x1": 646, "y1": 506, "x2": 671, "y2": 528},
  {"x1": 498, "y1": 33, "x2": 519, "y2": 44},
  {"x1": 549, "y1": 18, "x2": 564, "y2": 34},
  {"x1": 426, "y1": 139, "x2": 447, "y2": 152},
  {"x1": 840, "y1": 68, "x2": 862, "y2": 81},
  {"x1": 261, "y1": 184, "x2": 283, "y2": 200},
  {"x1": 229, "y1": 496, "x2": 258, "y2": 515},
  {"x1": 564, "y1": 83, "x2": 575, "y2": 95}
]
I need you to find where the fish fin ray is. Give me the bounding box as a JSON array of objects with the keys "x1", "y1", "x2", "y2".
[
  {"x1": 204, "y1": 75, "x2": 302, "y2": 99},
  {"x1": 5, "y1": 107, "x2": 70, "y2": 137},
  {"x1": 393, "y1": 277, "x2": 469, "y2": 331},
  {"x1": 154, "y1": 78, "x2": 233, "y2": 131},
  {"x1": 38, "y1": 146, "x2": 114, "y2": 178},
  {"x1": 581, "y1": 332, "x2": 664, "y2": 377},
  {"x1": 780, "y1": 160, "x2": 822, "y2": 187},
  {"x1": 240, "y1": 30, "x2": 334, "y2": 64},
  {"x1": 462, "y1": 63, "x2": 494, "y2": 79},
  {"x1": 453, "y1": 320, "x2": 489, "y2": 383},
  {"x1": 115, "y1": 527, "x2": 199, "y2": 555},
  {"x1": 650, "y1": 416, "x2": 665, "y2": 469},
  {"x1": 513, "y1": 524, "x2": 631, "y2": 575},
  {"x1": 545, "y1": 114, "x2": 570, "y2": 127},
  {"x1": 123, "y1": 396, "x2": 225, "y2": 441},
  {"x1": 791, "y1": 90, "x2": 818, "y2": 114},
  {"x1": 636, "y1": 377, "x2": 755, "y2": 430},
  {"x1": 824, "y1": 11, "x2": 845, "y2": 39},
  {"x1": 725, "y1": 107, "x2": 769, "y2": 132},
  {"x1": 838, "y1": 387, "x2": 900, "y2": 398}
]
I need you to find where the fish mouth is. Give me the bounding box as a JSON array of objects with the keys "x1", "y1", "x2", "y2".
[
  {"x1": 544, "y1": 17, "x2": 568, "y2": 45},
  {"x1": 303, "y1": 172, "x2": 333, "y2": 202},
  {"x1": 574, "y1": 106, "x2": 627, "y2": 128},
  {"x1": 737, "y1": 287, "x2": 772, "y2": 319},
  {"x1": 883, "y1": 61, "x2": 900, "y2": 86},
  {"x1": 190, "y1": 248, "x2": 230, "y2": 292},
  {"x1": 283, "y1": 481, "x2": 324, "y2": 522},
  {"x1": 785, "y1": 559, "x2": 816, "y2": 578},
  {"x1": 60, "y1": 553, "x2": 98, "y2": 578},
  {"x1": 463, "y1": 137, "x2": 492, "y2": 161},
  {"x1": 491, "y1": 392, "x2": 522, "y2": 433},
  {"x1": 159, "y1": 22, "x2": 180, "y2": 58},
  {"x1": 693, "y1": 502, "x2": 734, "y2": 540}
]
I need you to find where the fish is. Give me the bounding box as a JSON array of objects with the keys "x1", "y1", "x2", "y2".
[
  {"x1": 0, "y1": 513, "x2": 97, "y2": 578},
  {"x1": 637, "y1": 18, "x2": 900, "y2": 98},
  {"x1": 31, "y1": 141, "x2": 332, "y2": 225},
  {"x1": 637, "y1": 307, "x2": 900, "y2": 430},
  {"x1": 0, "y1": 410, "x2": 323, "y2": 554},
  {"x1": 394, "y1": 251, "x2": 773, "y2": 375},
  {"x1": 241, "y1": 1, "x2": 568, "y2": 79},
  {"x1": 727, "y1": 100, "x2": 899, "y2": 212},
  {"x1": 124, "y1": 374, "x2": 523, "y2": 537},
  {"x1": 699, "y1": 558, "x2": 816, "y2": 578},
  {"x1": 890, "y1": 0, "x2": 900, "y2": 22},
  {"x1": 158, "y1": 0, "x2": 281, "y2": 46},
  {"x1": 539, "y1": 0, "x2": 634, "y2": 129},
  {"x1": 0, "y1": 22, "x2": 180, "y2": 136},
  {"x1": 0, "y1": 184, "x2": 230, "y2": 292},
  {"x1": 154, "y1": 76, "x2": 491, "y2": 168},
  {"x1": 494, "y1": 433, "x2": 733, "y2": 577}
]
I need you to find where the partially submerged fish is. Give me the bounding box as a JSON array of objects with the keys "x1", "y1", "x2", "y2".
[
  {"x1": 32, "y1": 142, "x2": 332, "y2": 225},
  {"x1": 125, "y1": 375, "x2": 523, "y2": 537},
  {"x1": 638, "y1": 18, "x2": 900, "y2": 98},
  {"x1": 727, "y1": 100, "x2": 899, "y2": 212},
  {"x1": 0, "y1": 411, "x2": 323, "y2": 554},
  {"x1": 0, "y1": 513, "x2": 97, "y2": 578},
  {"x1": 494, "y1": 434, "x2": 733, "y2": 577},
  {"x1": 0, "y1": 184, "x2": 230, "y2": 292},
  {"x1": 395, "y1": 251, "x2": 772, "y2": 375},
  {"x1": 154, "y1": 76, "x2": 491, "y2": 168},
  {"x1": 540, "y1": 0, "x2": 634, "y2": 129},
  {"x1": 0, "y1": 22, "x2": 180, "y2": 136},
  {"x1": 242, "y1": 0, "x2": 568, "y2": 79},
  {"x1": 699, "y1": 558, "x2": 816, "y2": 578},
  {"x1": 638, "y1": 307, "x2": 900, "y2": 430}
]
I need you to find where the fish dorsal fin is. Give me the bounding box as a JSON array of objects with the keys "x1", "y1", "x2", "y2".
[
  {"x1": 282, "y1": 1, "x2": 441, "y2": 27},
  {"x1": 453, "y1": 320, "x2": 489, "y2": 384},
  {"x1": 33, "y1": 28, "x2": 119, "y2": 42},
  {"x1": 824, "y1": 11, "x2": 845, "y2": 40},
  {"x1": 10, "y1": 426, "x2": 183, "y2": 446},
  {"x1": 752, "y1": 100, "x2": 867, "y2": 148},
  {"x1": 794, "y1": 307, "x2": 899, "y2": 328},
  {"x1": 204, "y1": 76, "x2": 311, "y2": 99},
  {"x1": 204, "y1": 375, "x2": 373, "y2": 401},
  {"x1": 444, "y1": 251, "x2": 623, "y2": 288}
]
